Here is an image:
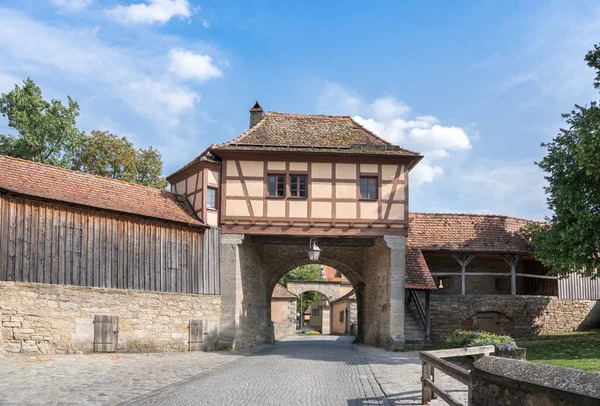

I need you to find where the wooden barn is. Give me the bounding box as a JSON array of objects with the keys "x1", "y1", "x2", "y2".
[{"x1": 0, "y1": 155, "x2": 221, "y2": 355}]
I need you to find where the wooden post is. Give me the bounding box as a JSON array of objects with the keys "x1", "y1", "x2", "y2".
[
  {"x1": 502, "y1": 255, "x2": 521, "y2": 295},
  {"x1": 422, "y1": 361, "x2": 432, "y2": 404},
  {"x1": 452, "y1": 254, "x2": 474, "y2": 295},
  {"x1": 425, "y1": 290, "x2": 431, "y2": 340}
]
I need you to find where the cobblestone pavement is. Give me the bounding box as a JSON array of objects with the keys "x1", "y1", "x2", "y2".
[
  {"x1": 0, "y1": 346, "x2": 266, "y2": 406},
  {"x1": 0, "y1": 336, "x2": 467, "y2": 406}
]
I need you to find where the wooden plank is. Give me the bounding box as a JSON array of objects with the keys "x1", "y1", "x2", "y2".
[
  {"x1": 65, "y1": 209, "x2": 73, "y2": 286},
  {"x1": 144, "y1": 223, "x2": 150, "y2": 290},
  {"x1": 423, "y1": 380, "x2": 464, "y2": 406},
  {"x1": 0, "y1": 196, "x2": 8, "y2": 281},
  {"x1": 117, "y1": 219, "x2": 124, "y2": 289},
  {"x1": 93, "y1": 315, "x2": 103, "y2": 352},
  {"x1": 73, "y1": 210, "x2": 81, "y2": 286},
  {"x1": 51, "y1": 207, "x2": 60, "y2": 284},
  {"x1": 515, "y1": 273, "x2": 558, "y2": 280},
  {"x1": 111, "y1": 217, "x2": 118, "y2": 289},
  {"x1": 15, "y1": 200, "x2": 23, "y2": 282},
  {"x1": 99, "y1": 216, "x2": 106, "y2": 288},
  {"x1": 36, "y1": 204, "x2": 46, "y2": 283},
  {"x1": 86, "y1": 213, "x2": 93, "y2": 287},
  {"x1": 30, "y1": 203, "x2": 38, "y2": 283},
  {"x1": 419, "y1": 352, "x2": 471, "y2": 385},
  {"x1": 159, "y1": 225, "x2": 165, "y2": 292},
  {"x1": 44, "y1": 205, "x2": 52, "y2": 284},
  {"x1": 58, "y1": 208, "x2": 66, "y2": 285},
  {"x1": 423, "y1": 345, "x2": 495, "y2": 358},
  {"x1": 7, "y1": 200, "x2": 16, "y2": 281},
  {"x1": 93, "y1": 215, "x2": 100, "y2": 287},
  {"x1": 422, "y1": 362, "x2": 432, "y2": 404}
]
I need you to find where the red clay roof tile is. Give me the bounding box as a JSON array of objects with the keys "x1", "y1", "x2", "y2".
[{"x1": 0, "y1": 155, "x2": 206, "y2": 228}]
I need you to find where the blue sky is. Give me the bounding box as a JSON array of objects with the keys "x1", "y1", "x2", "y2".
[{"x1": 1, "y1": 0, "x2": 599, "y2": 220}]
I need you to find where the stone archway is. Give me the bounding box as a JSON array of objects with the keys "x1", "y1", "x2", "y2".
[
  {"x1": 286, "y1": 281, "x2": 344, "y2": 303},
  {"x1": 219, "y1": 234, "x2": 407, "y2": 351}
]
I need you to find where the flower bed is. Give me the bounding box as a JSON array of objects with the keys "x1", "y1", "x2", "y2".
[{"x1": 442, "y1": 329, "x2": 526, "y2": 360}]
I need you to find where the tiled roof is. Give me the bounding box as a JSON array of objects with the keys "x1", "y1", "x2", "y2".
[
  {"x1": 272, "y1": 283, "x2": 298, "y2": 299},
  {"x1": 0, "y1": 155, "x2": 206, "y2": 228},
  {"x1": 408, "y1": 212, "x2": 534, "y2": 254},
  {"x1": 331, "y1": 289, "x2": 356, "y2": 303},
  {"x1": 167, "y1": 146, "x2": 221, "y2": 180},
  {"x1": 212, "y1": 112, "x2": 421, "y2": 158},
  {"x1": 406, "y1": 248, "x2": 437, "y2": 290}
]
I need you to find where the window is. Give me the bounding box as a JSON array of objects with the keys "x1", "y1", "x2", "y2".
[
  {"x1": 290, "y1": 175, "x2": 307, "y2": 197},
  {"x1": 311, "y1": 308, "x2": 320, "y2": 316},
  {"x1": 267, "y1": 175, "x2": 285, "y2": 197},
  {"x1": 207, "y1": 188, "x2": 217, "y2": 209},
  {"x1": 360, "y1": 177, "x2": 377, "y2": 200},
  {"x1": 339, "y1": 310, "x2": 345, "y2": 323}
]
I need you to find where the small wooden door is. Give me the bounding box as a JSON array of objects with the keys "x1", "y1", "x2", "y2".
[
  {"x1": 93, "y1": 315, "x2": 119, "y2": 352},
  {"x1": 189, "y1": 319, "x2": 205, "y2": 351}
]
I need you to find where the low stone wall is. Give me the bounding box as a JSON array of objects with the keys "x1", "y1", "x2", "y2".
[
  {"x1": 430, "y1": 295, "x2": 599, "y2": 338},
  {"x1": 0, "y1": 281, "x2": 221, "y2": 356},
  {"x1": 470, "y1": 356, "x2": 600, "y2": 405},
  {"x1": 273, "y1": 322, "x2": 296, "y2": 340}
]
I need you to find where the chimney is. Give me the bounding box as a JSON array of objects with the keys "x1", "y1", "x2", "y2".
[{"x1": 249, "y1": 101, "x2": 264, "y2": 128}]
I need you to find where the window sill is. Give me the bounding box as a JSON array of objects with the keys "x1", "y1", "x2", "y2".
[{"x1": 358, "y1": 198, "x2": 378, "y2": 202}]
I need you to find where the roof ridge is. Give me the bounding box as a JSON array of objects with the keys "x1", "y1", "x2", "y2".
[
  {"x1": 269, "y1": 111, "x2": 353, "y2": 119},
  {"x1": 409, "y1": 211, "x2": 540, "y2": 223},
  {"x1": 0, "y1": 154, "x2": 170, "y2": 196}
]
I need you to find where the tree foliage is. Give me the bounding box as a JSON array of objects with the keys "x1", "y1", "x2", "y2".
[
  {"x1": 525, "y1": 44, "x2": 600, "y2": 277},
  {"x1": 0, "y1": 78, "x2": 167, "y2": 189},
  {"x1": 0, "y1": 78, "x2": 83, "y2": 167},
  {"x1": 279, "y1": 264, "x2": 324, "y2": 314}
]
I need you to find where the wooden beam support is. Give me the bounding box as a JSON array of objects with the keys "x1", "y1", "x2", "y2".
[
  {"x1": 502, "y1": 255, "x2": 521, "y2": 295},
  {"x1": 249, "y1": 235, "x2": 375, "y2": 247},
  {"x1": 452, "y1": 254, "x2": 474, "y2": 295},
  {"x1": 425, "y1": 290, "x2": 431, "y2": 341}
]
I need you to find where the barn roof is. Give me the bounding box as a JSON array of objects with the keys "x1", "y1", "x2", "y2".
[
  {"x1": 0, "y1": 155, "x2": 206, "y2": 228},
  {"x1": 408, "y1": 212, "x2": 534, "y2": 254},
  {"x1": 272, "y1": 283, "x2": 298, "y2": 299},
  {"x1": 212, "y1": 112, "x2": 422, "y2": 159}
]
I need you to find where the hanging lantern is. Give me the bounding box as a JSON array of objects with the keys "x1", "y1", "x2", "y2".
[
  {"x1": 438, "y1": 278, "x2": 444, "y2": 289},
  {"x1": 308, "y1": 238, "x2": 321, "y2": 261}
]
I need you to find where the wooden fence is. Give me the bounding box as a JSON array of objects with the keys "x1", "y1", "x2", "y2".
[
  {"x1": 558, "y1": 273, "x2": 600, "y2": 300},
  {"x1": 420, "y1": 345, "x2": 495, "y2": 406},
  {"x1": 0, "y1": 194, "x2": 220, "y2": 294}
]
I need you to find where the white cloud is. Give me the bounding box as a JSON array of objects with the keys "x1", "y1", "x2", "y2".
[
  {"x1": 318, "y1": 82, "x2": 472, "y2": 187},
  {"x1": 168, "y1": 49, "x2": 223, "y2": 82},
  {"x1": 109, "y1": 0, "x2": 192, "y2": 25},
  {"x1": 51, "y1": 0, "x2": 92, "y2": 10},
  {"x1": 0, "y1": 72, "x2": 19, "y2": 93},
  {"x1": 0, "y1": 9, "x2": 201, "y2": 122}
]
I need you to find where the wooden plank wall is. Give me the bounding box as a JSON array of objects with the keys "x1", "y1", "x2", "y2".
[
  {"x1": 559, "y1": 273, "x2": 600, "y2": 300},
  {"x1": 0, "y1": 194, "x2": 220, "y2": 294}
]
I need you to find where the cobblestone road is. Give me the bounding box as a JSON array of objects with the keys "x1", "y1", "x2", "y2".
[{"x1": 0, "y1": 336, "x2": 467, "y2": 406}]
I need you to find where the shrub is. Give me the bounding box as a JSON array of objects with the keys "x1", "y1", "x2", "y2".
[{"x1": 442, "y1": 329, "x2": 516, "y2": 350}]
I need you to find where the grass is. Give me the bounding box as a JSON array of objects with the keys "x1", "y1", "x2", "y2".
[{"x1": 524, "y1": 330, "x2": 600, "y2": 372}]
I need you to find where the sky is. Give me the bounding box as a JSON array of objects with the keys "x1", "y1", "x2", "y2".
[{"x1": 1, "y1": 0, "x2": 599, "y2": 220}]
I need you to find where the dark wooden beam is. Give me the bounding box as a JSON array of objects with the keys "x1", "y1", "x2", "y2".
[{"x1": 249, "y1": 235, "x2": 375, "y2": 247}]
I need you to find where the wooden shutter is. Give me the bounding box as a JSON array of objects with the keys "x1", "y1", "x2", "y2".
[
  {"x1": 189, "y1": 319, "x2": 205, "y2": 351},
  {"x1": 93, "y1": 315, "x2": 119, "y2": 353}
]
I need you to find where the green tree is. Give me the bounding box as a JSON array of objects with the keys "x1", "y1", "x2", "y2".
[
  {"x1": 525, "y1": 44, "x2": 600, "y2": 277},
  {"x1": 0, "y1": 78, "x2": 83, "y2": 167},
  {"x1": 279, "y1": 264, "x2": 324, "y2": 315},
  {"x1": 73, "y1": 131, "x2": 168, "y2": 189}
]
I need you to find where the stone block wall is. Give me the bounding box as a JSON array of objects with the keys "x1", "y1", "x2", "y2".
[
  {"x1": 363, "y1": 237, "x2": 391, "y2": 348},
  {"x1": 430, "y1": 295, "x2": 599, "y2": 338},
  {"x1": 471, "y1": 356, "x2": 600, "y2": 406},
  {"x1": 0, "y1": 281, "x2": 220, "y2": 356},
  {"x1": 273, "y1": 322, "x2": 296, "y2": 340}
]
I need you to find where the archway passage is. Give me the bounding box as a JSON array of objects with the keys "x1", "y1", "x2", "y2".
[{"x1": 219, "y1": 234, "x2": 408, "y2": 350}]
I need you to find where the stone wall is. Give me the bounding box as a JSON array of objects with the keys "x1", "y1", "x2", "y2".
[
  {"x1": 273, "y1": 322, "x2": 296, "y2": 340},
  {"x1": 430, "y1": 295, "x2": 600, "y2": 338},
  {"x1": 363, "y1": 237, "x2": 391, "y2": 348},
  {"x1": 471, "y1": 356, "x2": 600, "y2": 406},
  {"x1": 271, "y1": 298, "x2": 296, "y2": 324},
  {"x1": 0, "y1": 281, "x2": 220, "y2": 356}
]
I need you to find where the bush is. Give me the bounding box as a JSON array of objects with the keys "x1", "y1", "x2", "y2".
[{"x1": 442, "y1": 329, "x2": 516, "y2": 351}]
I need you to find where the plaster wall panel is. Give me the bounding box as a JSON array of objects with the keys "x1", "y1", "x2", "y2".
[
  {"x1": 312, "y1": 202, "x2": 332, "y2": 218},
  {"x1": 336, "y1": 163, "x2": 357, "y2": 180},
  {"x1": 206, "y1": 211, "x2": 218, "y2": 227},
  {"x1": 226, "y1": 160, "x2": 238, "y2": 176},
  {"x1": 360, "y1": 202, "x2": 379, "y2": 220},
  {"x1": 267, "y1": 161, "x2": 286, "y2": 171},
  {"x1": 226, "y1": 180, "x2": 244, "y2": 197},
  {"x1": 289, "y1": 201, "x2": 308, "y2": 218},
  {"x1": 226, "y1": 201, "x2": 250, "y2": 217},
  {"x1": 250, "y1": 200, "x2": 263, "y2": 216},
  {"x1": 245, "y1": 180, "x2": 264, "y2": 197},
  {"x1": 313, "y1": 163, "x2": 332, "y2": 178},
  {"x1": 207, "y1": 170, "x2": 219, "y2": 186},
  {"x1": 312, "y1": 182, "x2": 332, "y2": 199},
  {"x1": 360, "y1": 164, "x2": 378, "y2": 173},
  {"x1": 187, "y1": 174, "x2": 198, "y2": 192},
  {"x1": 267, "y1": 200, "x2": 286, "y2": 217},
  {"x1": 382, "y1": 165, "x2": 399, "y2": 181},
  {"x1": 239, "y1": 161, "x2": 264, "y2": 177},
  {"x1": 289, "y1": 162, "x2": 308, "y2": 171},
  {"x1": 336, "y1": 183, "x2": 356, "y2": 199},
  {"x1": 336, "y1": 202, "x2": 356, "y2": 219},
  {"x1": 388, "y1": 203, "x2": 405, "y2": 220}
]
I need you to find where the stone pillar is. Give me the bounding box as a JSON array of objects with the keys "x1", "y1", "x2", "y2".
[
  {"x1": 384, "y1": 235, "x2": 406, "y2": 350},
  {"x1": 219, "y1": 233, "x2": 245, "y2": 349},
  {"x1": 354, "y1": 282, "x2": 365, "y2": 343}
]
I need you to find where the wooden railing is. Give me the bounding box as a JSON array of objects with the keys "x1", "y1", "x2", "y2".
[{"x1": 420, "y1": 345, "x2": 495, "y2": 406}]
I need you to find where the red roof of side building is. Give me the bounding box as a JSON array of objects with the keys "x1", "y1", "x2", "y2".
[
  {"x1": 212, "y1": 112, "x2": 422, "y2": 159},
  {"x1": 408, "y1": 212, "x2": 534, "y2": 254},
  {"x1": 405, "y1": 247, "x2": 437, "y2": 290},
  {"x1": 272, "y1": 283, "x2": 298, "y2": 299},
  {"x1": 0, "y1": 155, "x2": 206, "y2": 228}
]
